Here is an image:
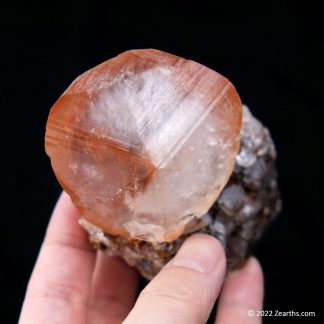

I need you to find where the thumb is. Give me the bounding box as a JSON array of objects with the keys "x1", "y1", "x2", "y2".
[{"x1": 123, "y1": 234, "x2": 226, "y2": 324}]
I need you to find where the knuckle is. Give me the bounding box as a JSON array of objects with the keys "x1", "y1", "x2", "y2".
[
  {"x1": 30, "y1": 280, "x2": 88, "y2": 307},
  {"x1": 90, "y1": 291, "x2": 121, "y2": 310},
  {"x1": 44, "y1": 231, "x2": 92, "y2": 253}
]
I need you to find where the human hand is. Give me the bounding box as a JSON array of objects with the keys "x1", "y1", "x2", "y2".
[{"x1": 19, "y1": 192, "x2": 263, "y2": 324}]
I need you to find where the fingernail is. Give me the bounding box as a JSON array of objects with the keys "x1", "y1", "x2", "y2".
[
  {"x1": 244, "y1": 257, "x2": 262, "y2": 276},
  {"x1": 167, "y1": 234, "x2": 224, "y2": 274},
  {"x1": 226, "y1": 257, "x2": 262, "y2": 282}
]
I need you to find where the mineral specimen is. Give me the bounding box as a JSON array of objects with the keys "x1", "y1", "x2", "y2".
[
  {"x1": 45, "y1": 49, "x2": 242, "y2": 242},
  {"x1": 45, "y1": 49, "x2": 281, "y2": 279}
]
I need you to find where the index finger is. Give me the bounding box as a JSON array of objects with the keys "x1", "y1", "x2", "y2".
[{"x1": 19, "y1": 192, "x2": 96, "y2": 324}]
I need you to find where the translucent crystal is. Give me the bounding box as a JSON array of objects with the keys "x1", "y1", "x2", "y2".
[{"x1": 45, "y1": 49, "x2": 242, "y2": 242}]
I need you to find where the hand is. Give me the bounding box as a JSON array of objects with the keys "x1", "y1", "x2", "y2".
[{"x1": 19, "y1": 192, "x2": 263, "y2": 324}]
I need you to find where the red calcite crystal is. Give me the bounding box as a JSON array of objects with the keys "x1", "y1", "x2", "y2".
[{"x1": 45, "y1": 49, "x2": 242, "y2": 242}]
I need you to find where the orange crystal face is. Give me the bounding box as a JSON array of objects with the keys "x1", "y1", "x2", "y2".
[{"x1": 45, "y1": 49, "x2": 242, "y2": 242}]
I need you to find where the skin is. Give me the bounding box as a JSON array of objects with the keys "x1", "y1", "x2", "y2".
[{"x1": 19, "y1": 192, "x2": 264, "y2": 324}]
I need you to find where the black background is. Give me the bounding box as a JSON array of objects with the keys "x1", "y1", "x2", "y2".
[{"x1": 1, "y1": 1, "x2": 323, "y2": 323}]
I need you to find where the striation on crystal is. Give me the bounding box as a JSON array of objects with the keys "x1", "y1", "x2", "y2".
[{"x1": 45, "y1": 49, "x2": 242, "y2": 242}]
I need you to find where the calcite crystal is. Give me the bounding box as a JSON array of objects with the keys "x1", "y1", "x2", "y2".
[
  {"x1": 46, "y1": 49, "x2": 242, "y2": 242},
  {"x1": 45, "y1": 49, "x2": 281, "y2": 279}
]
